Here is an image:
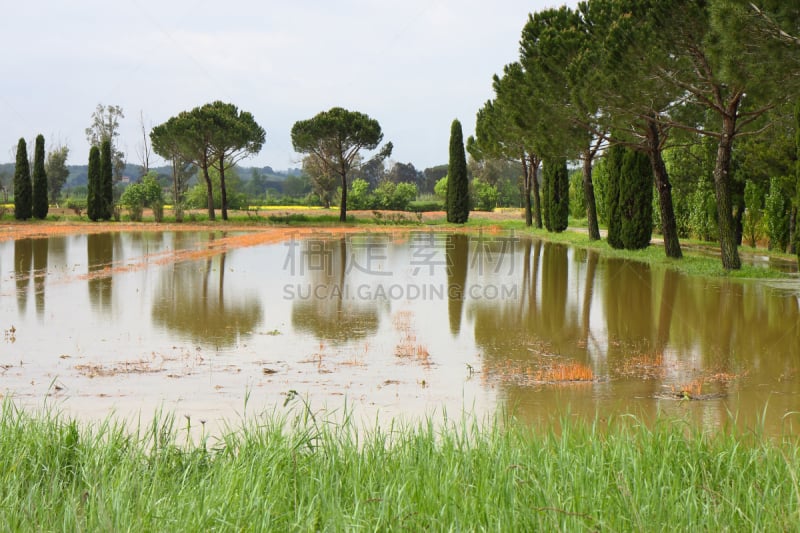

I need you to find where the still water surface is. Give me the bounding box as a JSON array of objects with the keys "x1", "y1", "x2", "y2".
[{"x1": 1, "y1": 230, "x2": 799, "y2": 436}]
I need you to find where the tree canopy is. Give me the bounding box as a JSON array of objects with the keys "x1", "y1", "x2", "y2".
[
  {"x1": 151, "y1": 101, "x2": 265, "y2": 220},
  {"x1": 291, "y1": 107, "x2": 390, "y2": 222},
  {"x1": 470, "y1": 0, "x2": 800, "y2": 269}
]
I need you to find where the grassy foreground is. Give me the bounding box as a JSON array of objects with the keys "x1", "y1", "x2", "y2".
[{"x1": 1, "y1": 401, "x2": 798, "y2": 531}]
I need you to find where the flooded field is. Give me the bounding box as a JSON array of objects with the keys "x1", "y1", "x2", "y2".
[{"x1": 1, "y1": 228, "x2": 799, "y2": 436}]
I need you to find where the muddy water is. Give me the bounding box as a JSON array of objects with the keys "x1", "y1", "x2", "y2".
[{"x1": 1, "y1": 230, "x2": 799, "y2": 437}]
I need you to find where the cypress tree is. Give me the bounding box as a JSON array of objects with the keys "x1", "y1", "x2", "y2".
[
  {"x1": 32, "y1": 134, "x2": 48, "y2": 219},
  {"x1": 542, "y1": 163, "x2": 552, "y2": 232},
  {"x1": 619, "y1": 149, "x2": 654, "y2": 249},
  {"x1": 543, "y1": 158, "x2": 569, "y2": 233},
  {"x1": 446, "y1": 119, "x2": 469, "y2": 224},
  {"x1": 795, "y1": 99, "x2": 800, "y2": 264},
  {"x1": 100, "y1": 139, "x2": 114, "y2": 220},
  {"x1": 87, "y1": 146, "x2": 101, "y2": 221},
  {"x1": 605, "y1": 145, "x2": 625, "y2": 249},
  {"x1": 13, "y1": 138, "x2": 32, "y2": 220},
  {"x1": 551, "y1": 158, "x2": 569, "y2": 232}
]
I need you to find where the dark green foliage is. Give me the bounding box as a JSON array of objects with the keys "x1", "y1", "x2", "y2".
[
  {"x1": 14, "y1": 139, "x2": 32, "y2": 220},
  {"x1": 765, "y1": 177, "x2": 791, "y2": 251},
  {"x1": 605, "y1": 145, "x2": 625, "y2": 249},
  {"x1": 292, "y1": 107, "x2": 386, "y2": 222},
  {"x1": 32, "y1": 135, "x2": 48, "y2": 219},
  {"x1": 542, "y1": 165, "x2": 552, "y2": 231},
  {"x1": 447, "y1": 119, "x2": 470, "y2": 223},
  {"x1": 544, "y1": 158, "x2": 569, "y2": 233},
  {"x1": 100, "y1": 140, "x2": 113, "y2": 220},
  {"x1": 619, "y1": 149, "x2": 654, "y2": 249},
  {"x1": 87, "y1": 146, "x2": 101, "y2": 221},
  {"x1": 796, "y1": 99, "x2": 800, "y2": 263}
]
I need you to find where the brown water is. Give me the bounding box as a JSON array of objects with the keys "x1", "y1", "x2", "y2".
[{"x1": 1, "y1": 230, "x2": 799, "y2": 436}]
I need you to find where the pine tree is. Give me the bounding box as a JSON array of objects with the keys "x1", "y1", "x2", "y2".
[
  {"x1": 605, "y1": 145, "x2": 625, "y2": 249},
  {"x1": 446, "y1": 119, "x2": 470, "y2": 224},
  {"x1": 100, "y1": 139, "x2": 114, "y2": 220},
  {"x1": 32, "y1": 134, "x2": 48, "y2": 219},
  {"x1": 619, "y1": 149, "x2": 654, "y2": 249},
  {"x1": 13, "y1": 138, "x2": 32, "y2": 220},
  {"x1": 87, "y1": 146, "x2": 101, "y2": 221}
]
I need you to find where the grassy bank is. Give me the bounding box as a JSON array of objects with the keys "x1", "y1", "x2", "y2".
[
  {"x1": 1, "y1": 401, "x2": 797, "y2": 531},
  {"x1": 2, "y1": 207, "x2": 797, "y2": 278}
]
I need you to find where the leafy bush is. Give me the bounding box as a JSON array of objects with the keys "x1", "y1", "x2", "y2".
[
  {"x1": 120, "y1": 173, "x2": 164, "y2": 221},
  {"x1": 348, "y1": 179, "x2": 371, "y2": 210},
  {"x1": 472, "y1": 179, "x2": 498, "y2": 211},
  {"x1": 346, "y1": 180, "x2": 418, "y2": 211},
  {"x1": 434, "y1": 176, "x2": 448, "y2": 199}
]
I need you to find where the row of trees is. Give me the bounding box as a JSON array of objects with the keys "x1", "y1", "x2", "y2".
[
  {"x1": 13, "y1": 136, "x2": 48, "y2": 220},
  {"x1": 469, "y1": 0, "x2": 800, "y2": 269}
]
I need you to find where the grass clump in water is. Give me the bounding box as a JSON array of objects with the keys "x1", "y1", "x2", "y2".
[{"x1": 0, "y1": 399, "x2": 798, "y2": 531}]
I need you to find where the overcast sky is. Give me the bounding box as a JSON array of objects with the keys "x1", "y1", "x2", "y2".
[{"x1": 1, "y1": 1, "x2": 576, "y2": 172}]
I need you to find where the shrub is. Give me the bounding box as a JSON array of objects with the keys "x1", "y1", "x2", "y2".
[
  {"x1": 120, "y1": 173, "x2": 164, "y2": 222},
  {"x1": 472, "y1": 179, "x2": 498, "y2": 211},
  {"x1": 348, "y1": 178, "x2": 371, "y2": 210},
  {"x1": 347, "y1": 180, "x2": 418, "y2": 211},
  {"x1": 434, "y1": 176, "x2": 448, "y2": 200}
]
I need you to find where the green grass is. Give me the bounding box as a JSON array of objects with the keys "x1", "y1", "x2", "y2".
[{"x1": 1, "y1": 399, "x2": 798, "y2": 531}]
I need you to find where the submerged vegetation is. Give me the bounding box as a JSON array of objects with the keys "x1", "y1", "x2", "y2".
[{"x1": 1, "y1": 400, "x2": 798, "y2": 531}]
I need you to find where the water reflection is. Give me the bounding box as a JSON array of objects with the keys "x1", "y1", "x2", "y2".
[
  {"x1": 1, "y1": 229, "x2": 799, "y2": 436},
  {"x1": 87, "y1": 233, "x2": 115, "y2": 311},
  {"x1": 14, "y1": 239, "x2": 32, "y2": 314},
  {"x1": 290, "y1": 237, "x2": 380, "y2": 342},
  {"x1": 151, "y1": 234, "x2": 263, "y2": 349},
  {"x1": 446, "y1": 234, "x2": 468, "y2": 335}
]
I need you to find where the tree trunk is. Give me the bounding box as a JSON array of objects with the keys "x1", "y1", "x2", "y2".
[
  {"x1": 522, "y1": 156, "x2": 532, "y2": 227},
  {"x1": 582, "y1": 149, "x2": 601, "y2": 241},
  {"x1": 202, "y1": 159, "x2": 215, "y2": 221},
  {"x1": 531, "y1": 155, "x2": 543, "y2": 229},
  {"x1": 171, "y1": 157, "x2": 183, "y2": 223},
  {"x1": 713, "y1": 114, "x2": 741, "y2": 270},
  {"x1": 645, "y1": 120, "x2": 682, "y2": 259},
  {"x1": 339, "y1": 169, "x2": 348, "y2": 222},
  {"x1": 788, "y1": 206, "x2": 797, "y2": 254},
  {"x1": 219, "y1": 154, "x2": 228, "y2": 221}
]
